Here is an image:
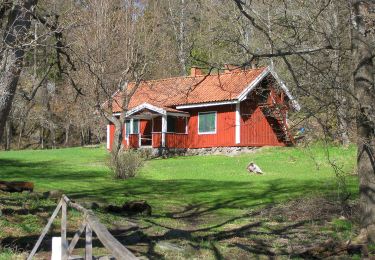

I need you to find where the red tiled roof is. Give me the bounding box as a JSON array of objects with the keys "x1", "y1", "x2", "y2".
[{"x1": 111, "y1": 67, "x2": 267, "y2": 113}]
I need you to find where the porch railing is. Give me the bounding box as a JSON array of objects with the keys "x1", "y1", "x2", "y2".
[{"x1": 27, "y1": 195, "x2": 137, "y2": 260}]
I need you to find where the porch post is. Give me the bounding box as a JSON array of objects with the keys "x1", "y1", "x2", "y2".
[
  {"x1": 162, "y1": 114, "x2": 167, "y2": 147},
  {"x1": 130, "y1": 119, "x2": 134, "y2": 134},
  {"x1": 235, "y1": 102, "x2": 240, "y2": 144}
]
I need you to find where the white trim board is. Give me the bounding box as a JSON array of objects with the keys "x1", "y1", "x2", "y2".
[
  {"x1": 235, "y1": 103, "x2": 241, "y2": 144},
  {"x1": 176, "y1": 100, "x2": 238, "y2": 110},
  {"x1": 237, "y1": 67, "x2": 271, "y2": 101},
  {"x1": 106, "y1": 125, "x2": 110, "y2": 149},
  {"x1": 127, "y1": 103, "x2": 166, "y2": 116}
]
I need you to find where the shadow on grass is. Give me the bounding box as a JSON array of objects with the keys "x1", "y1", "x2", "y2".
[{"x1": 0, "y1": 158, "x2": 101, "y2": 183}]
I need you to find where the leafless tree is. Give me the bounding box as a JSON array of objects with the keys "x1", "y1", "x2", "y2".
[
  {"x1": 72, "y1": 0, "x2": 158, "y2": 157},
  {"x1": 231, "y1": 0, "x2": 375, "y2": 243}
]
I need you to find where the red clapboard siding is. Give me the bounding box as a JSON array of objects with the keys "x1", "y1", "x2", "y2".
[
  {"x1": 108, "y1": 124, "x2": 115, "y2": 150},
  {"x1": 240, "y1": 100, "x2": 284, "y2": 146},
  {"x1": 166, "y1": 133, "x2": 188, "y2": 148},
  {"x1": 186, "y1": 105, "x2": 236, "y2": 148},
  {"x1": 128, "y1": 134, "x2": 139, "y2": 148},
  {"x1": 152, "y1": 133, "x2": 162, "y2": 148}
]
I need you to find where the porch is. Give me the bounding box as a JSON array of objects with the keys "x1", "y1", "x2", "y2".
[
  {"x1": 124, "y1": 103, "x2": 189, "y2": 149},
  {"x1": 127, "y1": 133, "x2": 188, "y2": 149}
]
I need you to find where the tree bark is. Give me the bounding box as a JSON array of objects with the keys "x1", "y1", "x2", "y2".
[
  {"x1": 64, "y1": 123, "x2": 70, "y2": 146},
  {"x1": 40, "y1": 127, "x2": 44, "y2": 149},
  {"x1": 111, "y1": 118, "x2": 125, "y2": 157},
  {"x1": 352, "y1": 0, "x2": 375, "y2": 243},
  {"x1": 5, "y1": 120, "x2": 12, "y2": 151},
  {"x1": 0, "y1": 0, "x2": 38, "y2": 140}
]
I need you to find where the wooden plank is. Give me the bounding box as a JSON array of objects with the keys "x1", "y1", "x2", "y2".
[
  {"x1": 62, "y1": 200, "x2": 68, "y2": 260},
  {"x1": 68, "y1": 221, "x2": 86, "y2": 255},
  {"x1": 63, "y1": 195, "x2": 137, "y2": 260},
  {"x1": 85, "y1": 224, "x2": 93, "y2": 260},
  {"x1": 86, "y1": 214, "x2": 137, "y2": 260},
  {"x1": 27, "y1": 199, "x2": 63, "y2": 260},
  {"x1": 62, "y1": 195, "x2": 90, "y2": 215}
]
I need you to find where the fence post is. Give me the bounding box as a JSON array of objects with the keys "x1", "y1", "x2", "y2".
[
  {"x1": 61, "y1": 199, "x2": 68, "y2": 260},
  {"x1": 85, "y1": 224, "x2": 93, "y2": 260}
]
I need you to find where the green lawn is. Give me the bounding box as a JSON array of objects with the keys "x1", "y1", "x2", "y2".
[
  {"x1": 0, "y1": 145, "x2": 360, "y2": 259},
  {"x1": 0, "y1": 145, "x2": 358, "y2": 212}
]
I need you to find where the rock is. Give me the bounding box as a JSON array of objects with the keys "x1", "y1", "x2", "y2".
[
  {"x1": 106, "y1": 205, "x2": 123, "y2": 213},
  {"x1": 29, "y1": 192, "x2": 44, "y2": 199},
  {"x1": 156, "y1": 241, "x2": 184, "y2": 252},
  {"x1": 79, "y1": 201, "x2": 102, "y2": 210},
  {"x1": 106, "y1": 201, "x2": 152, "y2": 216},
  {"x1": 0, "y1": 181, "x2": 34, "y2": 193},
  {"x1": 122, "y1": 200, "x2": 152, "y2": 216},
  {"x1": 43, "y1": 190, "x2": 63, "y2": 199}
]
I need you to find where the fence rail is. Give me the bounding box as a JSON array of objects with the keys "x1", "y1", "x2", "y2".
[{"x1": 27, "y1": 195, "x2": 138, "y2": 260}]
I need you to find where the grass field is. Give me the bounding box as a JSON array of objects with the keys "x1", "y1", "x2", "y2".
[{"x1": 0, "y1": 144, "x2": 361, "y2": 259}]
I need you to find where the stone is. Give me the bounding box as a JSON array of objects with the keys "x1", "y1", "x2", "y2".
[
  {"x1": 79, "y1": 201, "x2": 102, "y2": 210},
  {"x1": 43, "y1": 190, "x2": 63, "y2": 199},
  {"x1": 155, "y1": 241, "x2": 184, "y2": 252}
]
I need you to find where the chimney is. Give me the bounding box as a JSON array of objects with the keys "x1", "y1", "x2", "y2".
[
  {"x1": 190, "y1": 67, "x2": 204, "y2": 77},
  {"x1": 224, "y1": 64, "x2": 241, "y2": 73}
]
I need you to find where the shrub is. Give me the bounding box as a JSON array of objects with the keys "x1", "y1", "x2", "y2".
[{"x1": 108, "y1": 149, "x2": 144, "y2": 179}]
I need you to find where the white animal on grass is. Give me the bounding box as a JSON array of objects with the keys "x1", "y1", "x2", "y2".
[{"x1": 247, "y1": 162, "x2": 263, "y2": 174}]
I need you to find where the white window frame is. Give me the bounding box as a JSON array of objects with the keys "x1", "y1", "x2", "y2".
[
  {"x1": 132, "y1": 119, "x2": 140, "y2": 134},
  {"x1": 125, "y1": 119, "x2": 140, "y2": 140},
  {"x1": 198, "y1": 111, "x2": 217, "y2": 135}
]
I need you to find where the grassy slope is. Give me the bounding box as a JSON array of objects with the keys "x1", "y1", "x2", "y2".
[{"x1": 0, "y1": 145, "x2": 357, "y2": 217}]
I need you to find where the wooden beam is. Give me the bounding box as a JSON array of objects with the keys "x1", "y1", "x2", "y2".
[
  {"x1": 61, "y1": 200, "x2": 68, "y2": 260},
  {"x1": 68, "y1": 221, "x2": 86, "y2": 256},
  {"x1": 86, "y1": 214, "x2": 137, "y2": 260},
  {"x1": 27, "y1": 200, "x2": 63, "y2": 260},
  {"x1": 85, "y1": 224, "x2": 93, "y2": 260}
]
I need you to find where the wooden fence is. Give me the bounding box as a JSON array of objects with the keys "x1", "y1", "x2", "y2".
[{"x1": 27, "y1": 195, "x2": 138, "y2": 260}]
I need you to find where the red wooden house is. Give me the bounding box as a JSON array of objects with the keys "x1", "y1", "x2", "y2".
[{"x1": 106, "y1": 66, "x2": 300, "y2": 151}]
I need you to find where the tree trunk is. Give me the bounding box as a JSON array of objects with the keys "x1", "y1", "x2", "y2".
[
  {"x1": 352, "y1": 0, "x2": 375, "y2": 243},
  {"x1": 40, "y1": 127, "x2": 44, "y2": 149},
  {"x1": 64, "y1": 123, "x2": 70, "y2": 146},
  {"x1": 80, "y1": 128, "x2": 85, "y2": 146},
  {"x1": 111, "y1": 119, "x2": 124, "y2": 157},
  {"x1": 18, "y1": 120, "x2": 24, "y2": 149},
  {"x1": 5, "y1": 120, "x2": 12, "y2": 151},
  {"x1": 178, "y1": 0, "x2": 186, "y2": 75},
  {"x1": 0, "y1": 0, "x2": 38, "y2": 140}
]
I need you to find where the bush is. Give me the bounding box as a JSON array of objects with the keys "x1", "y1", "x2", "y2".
[{"x1": 108, "y1": 149, "x2": 144, "y2": 179}]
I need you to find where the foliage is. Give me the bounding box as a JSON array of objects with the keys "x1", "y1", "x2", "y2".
[
  {"x1": 108, "y1": 149, "x2": 144, "y2": 179},
  {"x1": 332, "y1": 218, "x2": 352, "y2": 232}
]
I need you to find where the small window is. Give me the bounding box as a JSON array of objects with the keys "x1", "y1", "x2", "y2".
[
  {"x1": 167, "y1": 116, "x2": 176, "y2": 133},
  {"x1": 198, "y1": 112, "x2": 216, "y2": 134}
]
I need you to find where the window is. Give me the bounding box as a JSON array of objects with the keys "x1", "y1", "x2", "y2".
[
  {"x1": 125, "y1": 119, "x2": 139, "y2": 136},
  {"x1": 167, "y1": 116, "x2": 176, "y2": 133},
  {"x1": 133, "y1": 119, "x2": 139, "y2": 134},
  {"x1": 198, "y1": 112, "x2": 216, "y2": 134}
]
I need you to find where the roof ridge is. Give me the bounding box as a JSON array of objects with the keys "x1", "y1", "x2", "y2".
[{"x1": 139, "y1": 67, "x2": 267, "y2": 84}]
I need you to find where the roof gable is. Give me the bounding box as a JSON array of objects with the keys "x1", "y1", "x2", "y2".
[{"x1": 111, "y1": 66, "x2": 300, "y2": 113}]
